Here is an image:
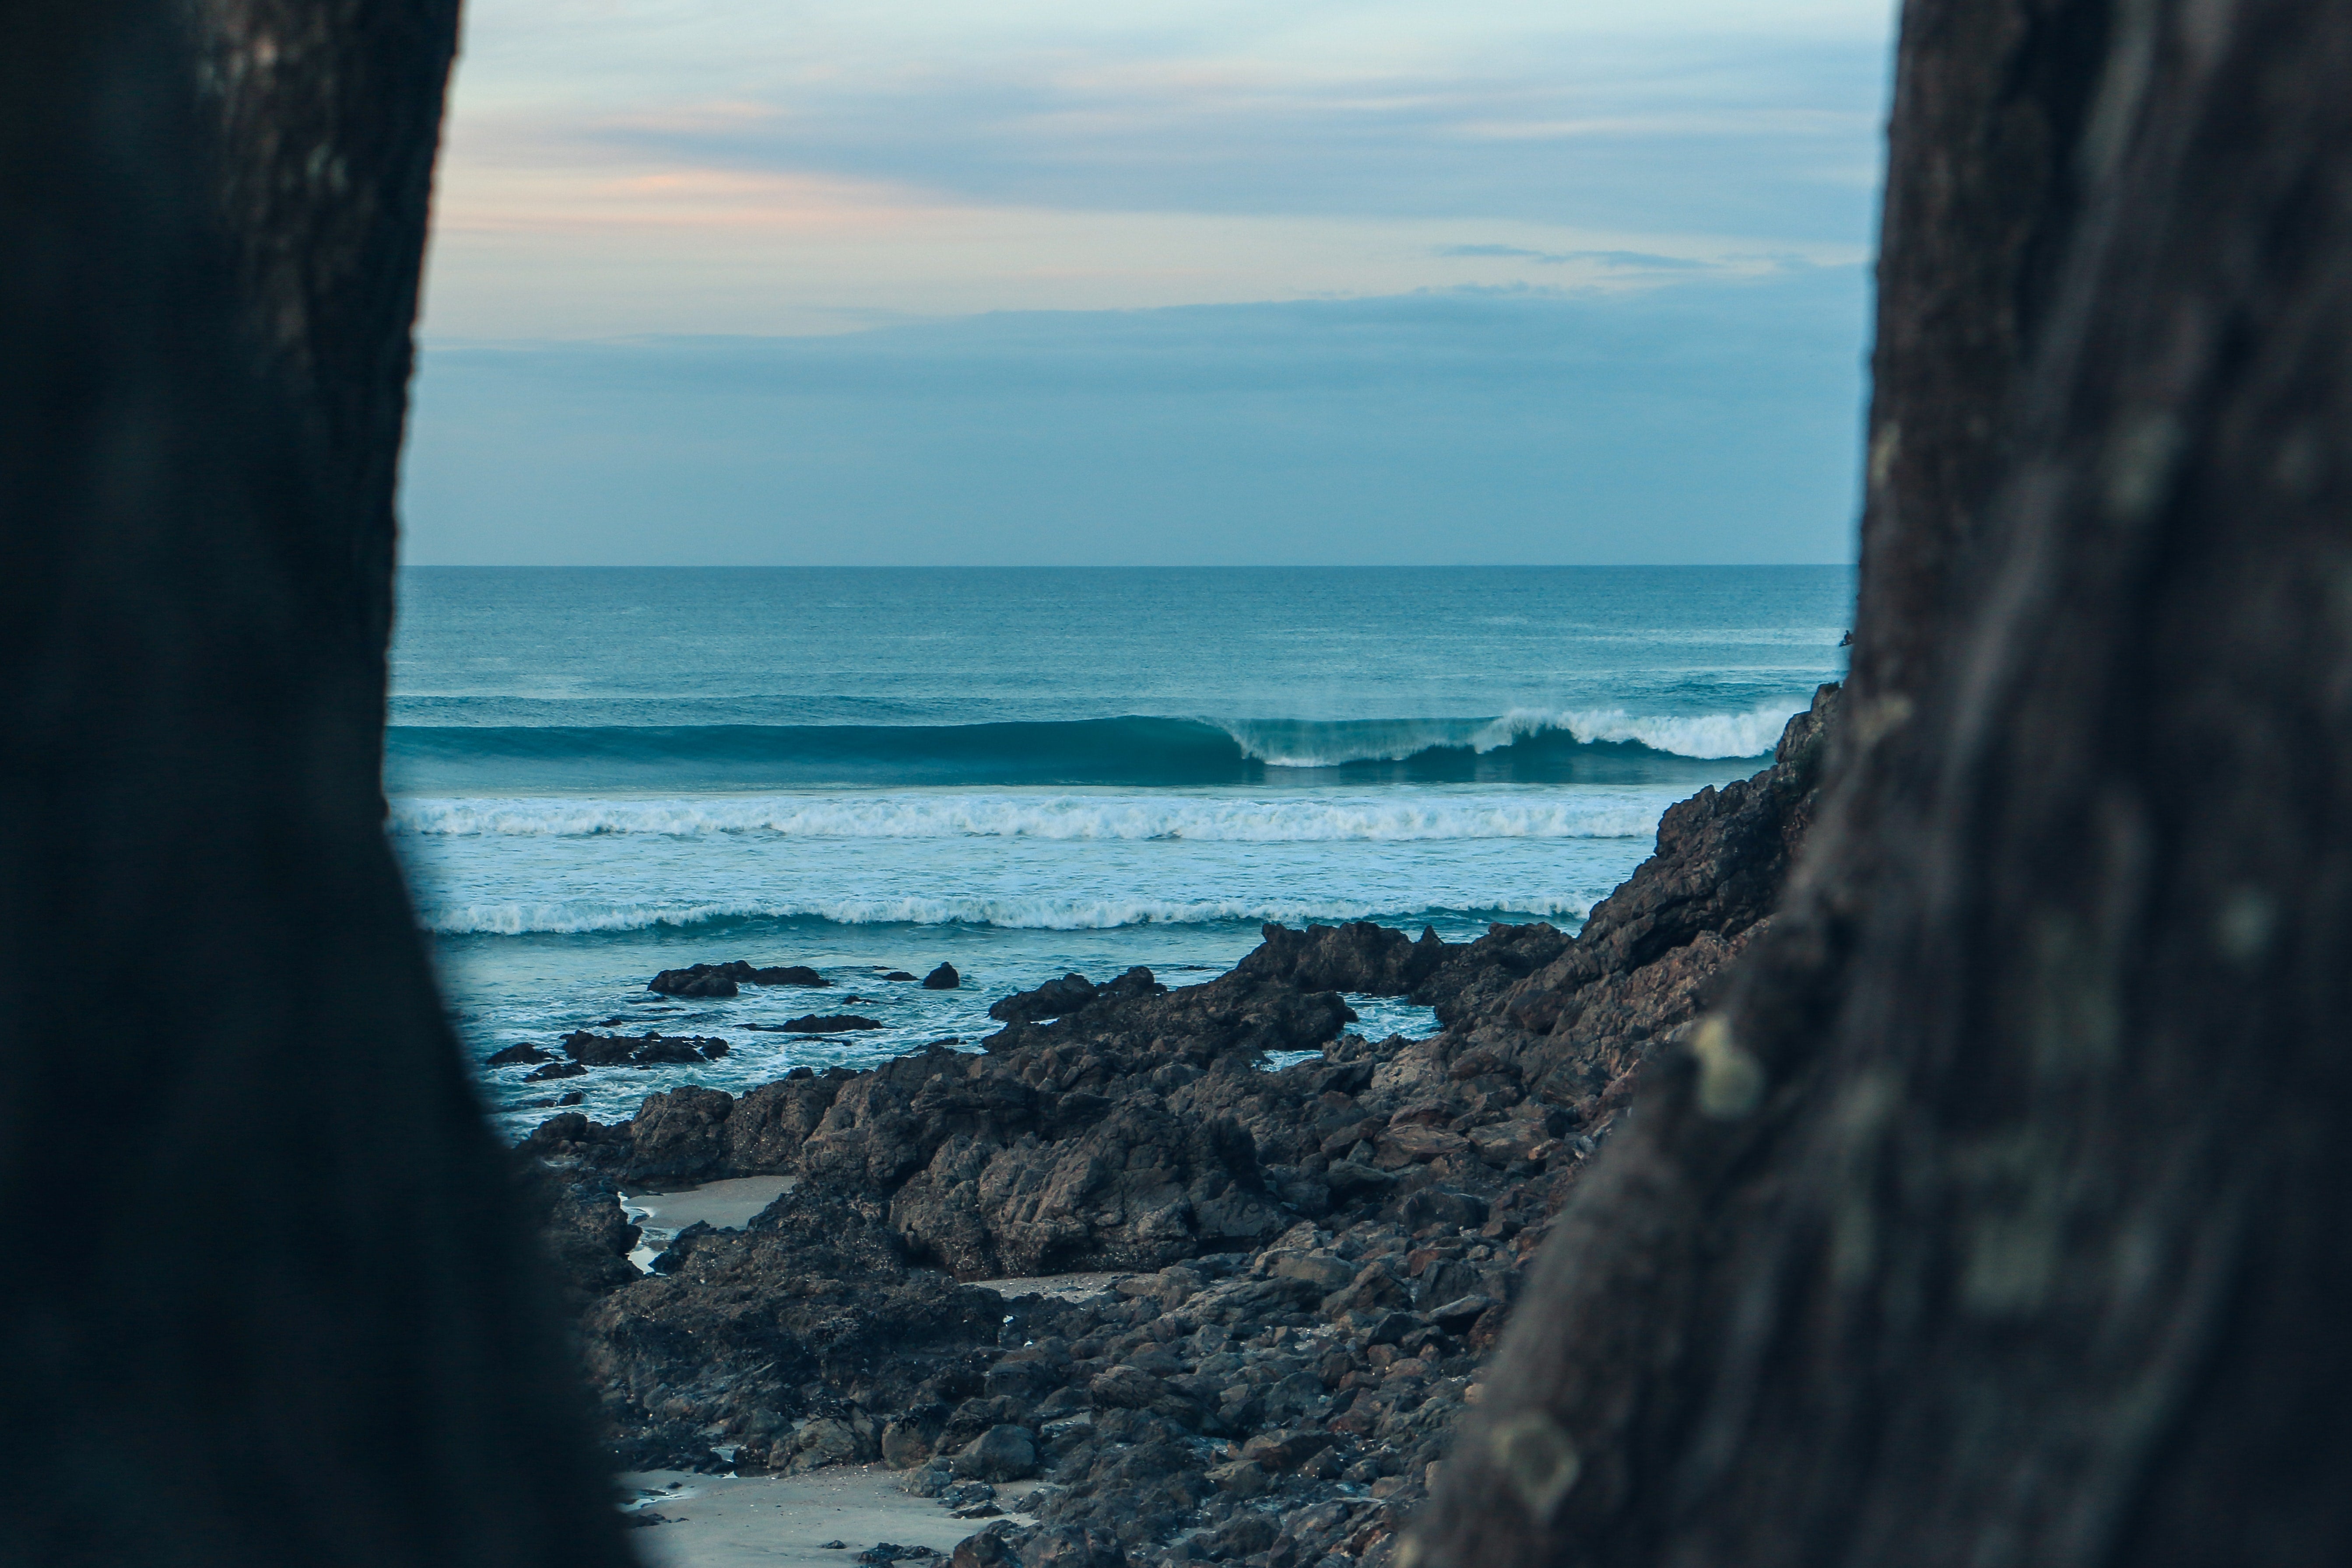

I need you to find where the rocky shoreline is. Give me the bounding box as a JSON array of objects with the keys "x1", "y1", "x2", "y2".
[{"x1": 518, "y1": 687, "x2": 1839, "y2": 1568}]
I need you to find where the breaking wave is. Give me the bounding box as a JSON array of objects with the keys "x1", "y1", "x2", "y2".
[{"x1": 386, "y1": 705, "x2": 1801, "y2": 790}]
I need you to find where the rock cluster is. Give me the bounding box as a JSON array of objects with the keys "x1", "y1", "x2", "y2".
[
  {"x1": 649, "y1": 960, "x2": 832, "y2": 997},
  {"x1": 518, "y1": 688, "x2": 1839, "y2": 1568}
]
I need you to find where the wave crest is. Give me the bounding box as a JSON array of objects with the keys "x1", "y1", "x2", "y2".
[{"x1": 1218, "y1": 704, "x2": 1799, "y2": 767}]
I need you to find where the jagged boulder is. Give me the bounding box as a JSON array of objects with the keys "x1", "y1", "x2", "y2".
[
  {"x1": 1237, "y1": 921, "x2": 1447, "y2": 996},
  {"x1": 625, "y1": 1086, "x2": 736, "y2": 1183}
]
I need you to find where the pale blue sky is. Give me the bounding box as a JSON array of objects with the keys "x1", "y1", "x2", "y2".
[{"x1": 403, "y1": 0, "x2": 1898, "y2": 564}]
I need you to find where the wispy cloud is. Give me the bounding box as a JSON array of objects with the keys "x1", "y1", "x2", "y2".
[{"x1": 1436, "y1": 245, "x2": 1719, "y2": 270}]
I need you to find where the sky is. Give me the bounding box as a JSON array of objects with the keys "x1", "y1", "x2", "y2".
[{"x1": 401, "y1": 0, "x2": 1900, "y2": 565}]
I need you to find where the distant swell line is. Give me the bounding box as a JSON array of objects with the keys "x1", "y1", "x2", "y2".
[
  {"x1": 417, "y1": 893, "x2": 1598, "y2": 937},
  {"x1": 388, "y1": 792, "x2": 1667, "y2": 842},
  {"x1": 385, "y1": 706, "x2": 1801, "y2": 789}
]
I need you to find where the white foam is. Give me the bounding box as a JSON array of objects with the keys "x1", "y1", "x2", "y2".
[
  {"x1": 1479, "y1": 704, "x2": 1802, "y2": 760},
  {"x1": 417, "y1": 891, "x2": 1599, "y2": 937},
  {"x1": 388, "y1": 792, "x2": 1666, "y2": 843},
  {"x1": 1218, "y1": 703, "x2": 1801, "y2": 767}
]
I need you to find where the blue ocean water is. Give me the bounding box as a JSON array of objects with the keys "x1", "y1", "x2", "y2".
[{"x1": 390, "y1": 566, "x2": 1852, "y2": 1134}]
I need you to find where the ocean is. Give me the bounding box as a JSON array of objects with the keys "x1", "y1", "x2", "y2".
[{"x1": 388, "y1": 566, "x2": 1852, "y2": 1137}]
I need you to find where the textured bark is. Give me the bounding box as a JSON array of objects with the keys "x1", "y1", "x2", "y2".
[
  {"x1": 1413, "y1": 0, "x2": 2352, "y2": 1563},
  {"x1": 182, "y1": 0, "x2": 463, "y2": 763},
  {"x1": 0, "y1": 6, "x2": 633, "y2": 1566},
  {"x1": 1847, "y1": 0, "x2": 2108, "y2": 706}
]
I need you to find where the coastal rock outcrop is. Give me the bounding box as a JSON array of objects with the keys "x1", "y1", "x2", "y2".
[
  {"x1": 924, "y1": 963, "x2": 962, "y2": 990},
  {"x1": 517, "y1": 687, "x2": 1844, "y2": 1566}
]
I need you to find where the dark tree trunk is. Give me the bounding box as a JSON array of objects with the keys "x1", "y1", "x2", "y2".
[
  {"x1": 181, "y1": 0, "x2": 464, "y2": 777},
  {"x1": 1411, "y1": 0, "x2": 2352, "y2": 1562},
  {"x1": 0, "y1": 5, "x2": 633, "y2": 1565},
  {"x1": 1846, "y1": 0, "x2": 2112, "y2": 708}
]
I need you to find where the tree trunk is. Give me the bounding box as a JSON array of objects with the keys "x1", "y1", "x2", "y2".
[
  {"x1": 1847, "y1": 0, "x2": 2108, "y2": 709},
  {"x1": 0, "y1": 5, "x2": 632, "y2": 1564},
  {"x1": 181, "y1": 0, "x2": 464, "y2": 775},
  {"x1": 1411, "y1": 0, "x2": 2352, "y2": 1562}
]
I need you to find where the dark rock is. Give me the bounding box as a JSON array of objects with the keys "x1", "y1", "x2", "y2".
[
  {"x1": 951, "y1": 1424, "x2": 1039, "y2": 1482},
  {"x1": 557, "y1": 1090, "x2": 584, "y2": 1105},
  {"x1": 651, "y1": 960, "x2": 831, "y2": 995},
  {"x1": 1017, "y1": 1527, "x2": 1127, "y2": 1568},
  {"x1": 1241, "y1": 1428, "x2": 1337, "y2": 1470},
  {"x1": 951, "y1": 1531, "x2": 1017, "y2": 1568},
  {"x1": 1429, "y1": 1294, "x2": 1496, "y2": 1332},
  {"x1": 989, "y1": 973, "x2": 1098, "y2": 1024},
  {"x1": 724, "y1": 1072, "x2": 850, "y2": 1171},
  {"x1": 750, "y1": 965, "x2": 829, "y2": 987},
  {"x1": 885, "y1": 971, "x2": 919, "y2": 982},
  {"x1": 486, "y1": 1042, "x2": 554, "y2": 1065},
  {"x1": 527, "y1": 1060, "x2": 587, "y2": 1081},
  {"x1": 889, "y1": 1098, "x2": 1285, "y2": 1278},
  {"x1": 563, "y1": 1030, "x2": 731, "y2": 1067},
  {"x1": 783, "y1": 1015, "x2": 885, "y2": 1033},
  {"x1": 1236, "y1": 921, "x2": 1446, "y2": 996},
  {"x1": 515, "y1": 1158, "x2": 639, "y2": 1305},
  {"x1": 626, "y1": 1086, "x2": 736, "y2": 1183},
  {"x1": 924, "y1": 963, "x2": 962, "y2": 990},
  {"x1": 1400, "y1": 1190, "x2": 1489, "y2": 1234}
]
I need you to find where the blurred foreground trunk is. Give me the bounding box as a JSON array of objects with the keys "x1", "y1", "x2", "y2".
[
  {"x1": 0, "y1": 4, "x2": 634, "y2": 1565},
  {"x1": 1414, "y1": 0, "x2": 2352, "y2": 1562},
  {"x1": 182, "y1": 0, "x2": 465, "y2": 780}
]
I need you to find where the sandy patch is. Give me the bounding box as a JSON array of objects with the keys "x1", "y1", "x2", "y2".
[
  {"x1": 620, "y1": 1465, "x2": 1034, "y2": 1567},
  {"x1": 620, "y1": 1174, "x2": 798, "y2": 1272},
  {"x1": 966, "y1": 1270, "x2": 1132, "y2": 1302}
]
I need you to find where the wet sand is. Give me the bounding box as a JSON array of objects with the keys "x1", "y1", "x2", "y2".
[{"x1": 621, "y1": 1464, "x2": 1038, "y2": 1566}]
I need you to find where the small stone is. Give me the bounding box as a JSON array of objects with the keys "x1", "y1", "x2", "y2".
[{"x1": 923, "y1": 962, "x2": 961, "y2": 989}]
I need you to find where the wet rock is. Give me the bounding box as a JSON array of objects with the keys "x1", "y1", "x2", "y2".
[
  {"x1": 924, "y1": 963, "x2": 962, "y2": 990},
  {"x1": 989, "y1": 973, "x2": 1099, "y2": 1024},
  {"x1": 952, "y1": 1424, "x2": 1039, "y2": 1482},
  {"x1": 527, "y1": 1059, "x2": 587, "y2": 1081},
  {"x1": 783, "y1": 1014, "x2": 886, "y2": 1033},
  {"x1": 563, "y1": 1030, "x2": 729, "y2": 1067},
  {"x1": 487, "y1": 1042, "x2": 555, "y2": 1065},
  {"x1": 651, "y1": 960, "x2": 830, "y2": 995},
  {"x1": 651, "y1": 967, "x2": 739, "y2": 998},
  {"x1": 885, "y1": 971, "x2": 919, "y2": 982}
]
